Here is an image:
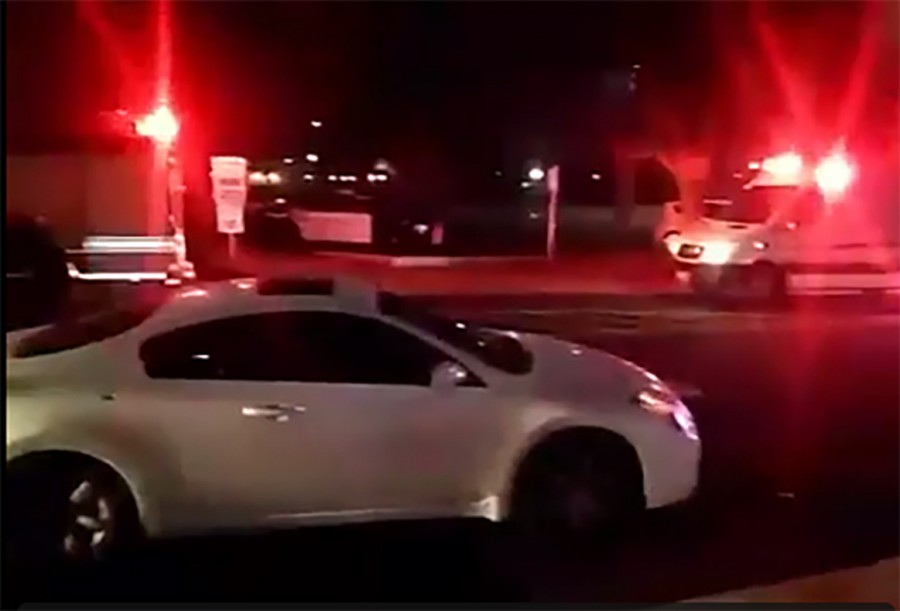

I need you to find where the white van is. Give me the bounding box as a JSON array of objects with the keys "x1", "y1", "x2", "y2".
[{"x1": 668, "y1": 151, "x2": 900, "y2": 299}]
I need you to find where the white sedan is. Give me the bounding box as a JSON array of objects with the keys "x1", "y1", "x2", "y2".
[{"x1": 6, "y1": 277, "x2": 700, "y2": 566}]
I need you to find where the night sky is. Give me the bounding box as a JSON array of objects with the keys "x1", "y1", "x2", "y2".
[
  {"x1": 6, "y1": 0, "x2": 889, "y2": 163},
  {"x1": 6, "y1": 2, "x2": 705, "y2": 151}
]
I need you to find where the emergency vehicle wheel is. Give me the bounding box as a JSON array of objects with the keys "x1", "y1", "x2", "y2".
[{"x1": 746, "y1": 263, "x2": 787, "y2": 304}]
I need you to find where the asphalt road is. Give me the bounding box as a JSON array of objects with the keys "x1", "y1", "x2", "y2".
[{"x1": 7, "y1": 295, "x2": 899, "y2": 606}]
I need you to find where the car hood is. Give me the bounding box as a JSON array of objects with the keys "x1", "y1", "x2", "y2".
[{"x1": 511, "y1": 332, "x2": 658, "y2": 405}]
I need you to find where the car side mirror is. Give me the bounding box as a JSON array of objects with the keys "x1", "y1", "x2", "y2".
[{"x1": 430, "y1": 361, "x2": 469, "y2": 390}]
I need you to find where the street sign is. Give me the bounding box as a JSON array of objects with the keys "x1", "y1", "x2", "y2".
[{"x1": 210, "y1": 156, "x2": 248, "y2": 235}]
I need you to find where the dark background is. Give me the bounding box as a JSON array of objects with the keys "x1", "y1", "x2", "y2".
[
  {"x1": 7, "y1": 1, "x2": 893, "y2": 223},
  {"x1": 8, "y1": 1, "x2": 886, "y2": 150},
  {"x1": 6, "y1": 2, "x2": 702, "y2": 153}
]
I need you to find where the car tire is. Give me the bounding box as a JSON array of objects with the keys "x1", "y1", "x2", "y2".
[
  {"x1": 689, "y1": 269, "x2": 719, "y2": 300},
  {"x1": 6, "y1": 454, "x2": 143, "y2": 571},
  {"x1": 745, "y1": 262, "x2": 788, "y2": 306},
  {"x1": 509, "y1": 431, "x2": 645, "y2": 548}
]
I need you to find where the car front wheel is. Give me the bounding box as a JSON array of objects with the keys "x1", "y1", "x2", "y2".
[
  {"x1": 721, "y1": 262, "x2": 787, "y2": 305},
  {"x1": 509, "y1": 431, "x2": 645, "y2": 547}
]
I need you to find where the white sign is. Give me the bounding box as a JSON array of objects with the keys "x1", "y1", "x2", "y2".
[{"x1": 210, "y1": 156, "x2": 248, "y2": 234}]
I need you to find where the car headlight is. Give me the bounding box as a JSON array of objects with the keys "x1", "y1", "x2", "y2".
[
  {"x1": 634, "y1": 386, "x2": 699, "y2": 440},
  {"x1": 699, "y1": 240, "x2": 735, "y2": 265}
]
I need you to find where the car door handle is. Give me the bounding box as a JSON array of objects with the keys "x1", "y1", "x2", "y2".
[{"x1": 241, "y1": 404, "x2": 306, "y2": 422}]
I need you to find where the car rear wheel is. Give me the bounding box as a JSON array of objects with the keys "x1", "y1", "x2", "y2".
[
  {"x1": 6, "y1": 455, "x2": 143, "y2": 571},
  {"x1": 509, "y1": 431, "x2": 645, "y2": 547},
  {"x1": 729, "y1": 262, "x2": 787, "y2": 305},
  {"x1": 755, "y1": 263, "x2": 788, "y2": 304}
]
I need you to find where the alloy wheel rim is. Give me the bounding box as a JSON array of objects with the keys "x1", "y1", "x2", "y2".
[{"x1": 63, "y1": 479, "x2": 115, "y2": 560}]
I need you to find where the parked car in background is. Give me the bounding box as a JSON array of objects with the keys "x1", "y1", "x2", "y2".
[{"x1": 243, "y1": 158, "x2": 444, "y2": 255}]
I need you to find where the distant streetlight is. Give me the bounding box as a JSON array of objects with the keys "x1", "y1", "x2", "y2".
[
  {"x1": 306, "y1": 153, "x2": 319, "y2": 163},
  {"x1": 311, "y1": 120, "x2": 323, "y2": 128}
]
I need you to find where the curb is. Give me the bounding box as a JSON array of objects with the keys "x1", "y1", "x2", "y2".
[
  {"x1": 466, "y1": 308, "x2": 779, "y2": 335},
  {"x1": 688, "y1": 558, "x2": 899, "y2": 605},
  {"x1": 318, "y1": 252, "x2": 549, "y2": 267},
  {"x1": 464, "y1": 307, "x2": 900, "y2": 336}
]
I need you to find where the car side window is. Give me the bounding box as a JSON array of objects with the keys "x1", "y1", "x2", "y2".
[
  {"x1": 140, "y1": 314, "x2": 292, "y2": 381},
  {"x1": 140, "y1": 311, "x2": 476, "y2": 386},
  {"x1": 294, "y1": 312, "x2": 461, "y2": 386}
]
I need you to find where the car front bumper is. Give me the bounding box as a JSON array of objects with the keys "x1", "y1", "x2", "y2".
[
  {"x1": 673, "y1": 260, "x2": 757, "y2": 292},
  {"x1": 637, "y1": 424, "x2": 702, "y2": 509}
]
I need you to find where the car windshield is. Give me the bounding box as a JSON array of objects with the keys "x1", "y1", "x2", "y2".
[
  {"x1": 704, "y1": 187, "x2": 791, "y2": 224},
  {"x1": 12, "y1": 289, "x2": 168, "y2": 358},
  {"x1": 382, "y1": 296, "x2": 533, "y2": 375}
]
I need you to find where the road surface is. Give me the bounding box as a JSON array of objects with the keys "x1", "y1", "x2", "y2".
[{"x1": 6, "y1": 294, "x2": 898, "y2": 605}]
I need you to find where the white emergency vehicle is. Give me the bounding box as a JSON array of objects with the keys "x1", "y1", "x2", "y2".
[
  {"x1": 7, "y1": 105, "x2": 196, "y2": 288},
  {"x1": 668, "y1": 149, "x2": 900, "y2": 300}
]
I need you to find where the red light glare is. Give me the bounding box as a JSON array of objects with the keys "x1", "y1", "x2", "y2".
[
  {"x1": 761, "y1": 152, "x2": 803, "y2": 178},
  {"x1": 135, "y1": 105, "x2": 179, "y2": 145},
  {"x1": 814, "y1": 154, "x2": 855, "y2": 196}
]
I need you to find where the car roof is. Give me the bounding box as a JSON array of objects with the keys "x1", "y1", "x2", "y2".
[{"x1": 168, "y1": 274, "x2": 383, "y2": 315}]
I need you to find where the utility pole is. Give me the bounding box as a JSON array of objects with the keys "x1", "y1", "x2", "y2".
[{"x1": 546, "y1": 165, "x2": 560, "y2": 259}]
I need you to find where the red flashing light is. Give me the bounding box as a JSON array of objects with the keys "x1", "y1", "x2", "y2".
[
  {"x1": 135, "y1": 105, "x2": 179, "y2": 145},
  {"x1": 814, "y1": 153, "x2": 855, "y2": 197}
]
